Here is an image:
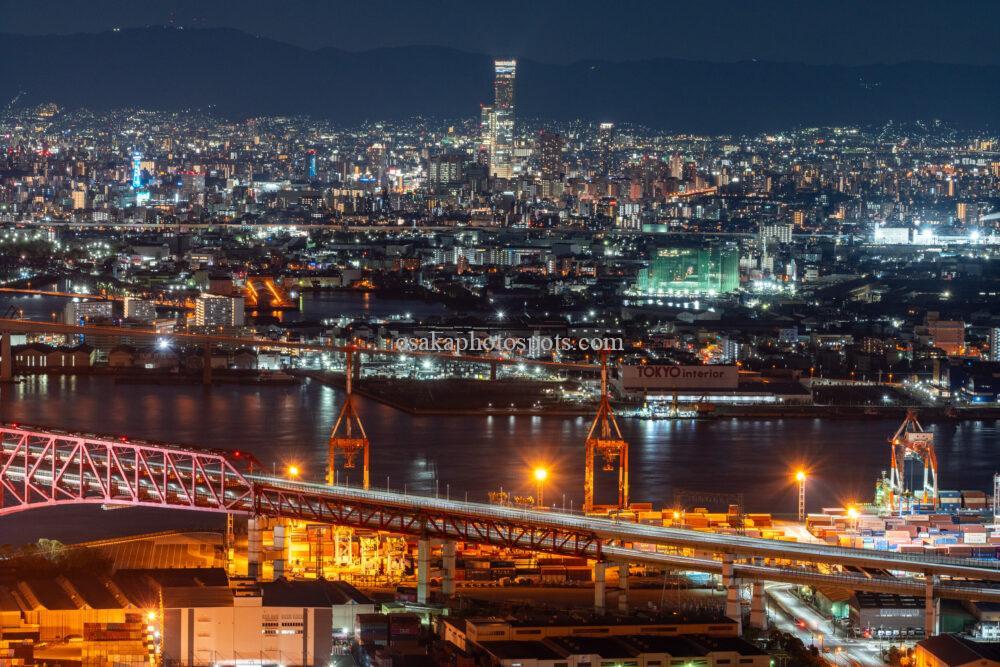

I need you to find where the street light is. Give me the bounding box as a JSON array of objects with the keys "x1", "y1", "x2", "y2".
[
  {"x1": 846, "y1": 505, "x2": 860, "y2": 530},
  {"x1": 287, "y1": 465, "x2": 300, "y2": 479},
  {"x1": 533, "y1": 467, "x2": 548, "y2": 508},
  {"x1": 794, "y1": 470, "x2": 807, "y2": 522}
]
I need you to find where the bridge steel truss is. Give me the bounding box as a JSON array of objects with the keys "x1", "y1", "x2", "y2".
[
  {"x1": 4, "y1": 423, "x2": 1000, "y2": 610},
  {"x1": 0, "y1": 425, "x2": 255, "y2": 516},
  {"x1": 0, "y1": 424, "x2": 604, "y2": 561},
  {"x1": 253, "y1": 481, "x2": 603, "y2": 559}
]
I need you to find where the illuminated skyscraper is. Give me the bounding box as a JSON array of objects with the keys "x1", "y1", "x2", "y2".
[
  {"x1": 479, "y1": 104, "x2": 494, "y2": 154},
  {"x1": 537, "y1": 130, "x2": 564, "y2": 181},
  {"x1": 490, "y1": 59, "x2": 516, "y2": 179},
  {"x1": 131, "y1": 150, "x2": 143, "y2": 189},
  {"x1": 597, "y1": 122, "x2": 615, "y2": 177},
  {"x1": 195, "y1": 294, "x2": 245, "y2": 328},
  {"x1": 307, "y1": 149, "x2": 317, "y2": 179},
  {"x1": 63, "y1": 300, "x2": 113, "y2": 326},
  {"x1": 71, "y1": 185, "x2": 87, "y2": 210},
  {"x1": 668, "y1": 153, "x2": 683, "y2": 179},
  {"x1": 428, "y1": 153, "x2": 464, "y2": 186}
]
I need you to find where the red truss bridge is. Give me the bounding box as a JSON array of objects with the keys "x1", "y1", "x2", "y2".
[
  {"x1": 3, "y1": 422, "x2": 1000, "y2": 625},
  {"x1": 0, "y1": 423, "x2": 601, "y2": 558},
  {"x1": 0, "y1": 424, "x2": 255, "y2": 516}
]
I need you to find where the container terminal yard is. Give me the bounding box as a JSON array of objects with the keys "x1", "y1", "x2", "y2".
[
  {"x1": 1, "y1": 367, "x2": 1000, "y2": 667},
  {"x1": 1, "y1": 320, "x2": 1000, "y2": 665},
  {"x1": 7, "y1": 17, "x2": 1000, "y2": 662}
]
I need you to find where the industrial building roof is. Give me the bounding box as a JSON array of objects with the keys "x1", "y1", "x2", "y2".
[
  {"x1": 161, "y1": 586, "x2": 235, "y2": 608},
  {"x1": 260, "y1": 579, "x2": 373, "y2": 607},
  {"x1": 918, "y1": 634, "x2": 1000, "y2": 664},
  {"x1": 619, "y1": 635, "x2": 709, "y2": 656},
  {"x1": 478, "y1": 640, "x2": 566, "y2": 660},
  {"x1": 0, "y1": 586, "x2": 22, "y2": 612},
  {"x1": 545, "y1": 635, "x2": 641, "y2": 658},
  {"x1": 23, "y1": 578, "x2": 77, "y2": 610},
  {"x1": 476, "y1": 634, "x2": 773, "y2": 662},
  {"x1": 64, "y1": 574, "x2": 121, "y2": 609},
  {"x1": 693, "y1": 635, "x2": 769, "y2": 655},
  {"x1": 502, "y1": 610, "x2": 733, "y2": 627},
  {"x1": 87, "y1": 536, "x2": 223, "y2": 570}
]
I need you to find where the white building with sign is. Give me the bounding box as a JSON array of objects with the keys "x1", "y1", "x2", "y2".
[{"x1": 612, "y1": 364, "x2": 811, "y2": 405}]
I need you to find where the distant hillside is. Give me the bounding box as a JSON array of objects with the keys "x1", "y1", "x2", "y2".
[{"x1": 2, "y1": 27, "x2": 1000, "y2": 133}]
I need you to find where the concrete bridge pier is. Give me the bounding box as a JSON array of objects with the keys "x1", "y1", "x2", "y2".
[
  {"x1": 247, "y1": 517, "x2": 263, "y2": 580},
  {"x1": 722, "y1": 554, "x2": 742, "y2": 634},
  {"x1": 1, "y1": 332, "x2": 12, "y2": 382},
  {"x1": 417, "y1": 538, "x2": 430, "y2": 604},
  {"x1": 750, "y1": 581, "x2": 768, "y2": 631},
  {"x1": 617, "y1": 562, "x2": 630, "y2": 613},
  {"x1": 442, "y1": 540, "x2": 457, "y2": 597},
  {"x1": 925, "y1": 575, "x2": 940, "y2": 637},
  {"x1": 224, "y1": 514, "x2": 236, "y2": 577},
  {"x1": 272, "y1": 523, "x2": 286, "y2": 581},
  {"x1": 594, "y1": 561, "x2": 607, "y2": 613}
]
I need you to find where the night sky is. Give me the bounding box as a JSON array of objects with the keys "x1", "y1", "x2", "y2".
[{"x1": 2, "y1": 0, "x2": 999, "y2": 66}]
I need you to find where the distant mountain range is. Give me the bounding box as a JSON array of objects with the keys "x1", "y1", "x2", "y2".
[{"x1": 3, "y1": 27, "x2": 1000, "y2": 133}]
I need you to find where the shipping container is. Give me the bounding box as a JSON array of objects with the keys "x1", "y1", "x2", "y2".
[
  {"x1": 464, "y1": 558, "x2": 490, "y2": 570},
  {"x1": 464, "y1": 568, "x2": 492, "y2": 581},
  {"x1": 388, "y1": 613, "x2": 421, "y2": 638},
  {"x1": 356, "y1": 613, "x2": 390, "y2": 646}
]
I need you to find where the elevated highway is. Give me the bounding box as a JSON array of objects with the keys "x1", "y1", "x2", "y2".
[
  {"x1": 255, "y1": 475, "x2": 1000, "y2": 581},
  {"x1": 2, "y1": 422, "x2": 999, "y2": 630}
]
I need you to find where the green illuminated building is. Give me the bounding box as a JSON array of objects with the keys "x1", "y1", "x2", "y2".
[{"x1": 635, "y1": 245, "x2": 740, "y2": 295}]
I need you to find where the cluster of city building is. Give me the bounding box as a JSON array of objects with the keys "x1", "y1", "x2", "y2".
[
  {"x1": 2, "y1": 61, "x2": 1000, "y2": 410},
  {"x1": 3, "y1": 526, "x2": 1000, "y2": 666}
]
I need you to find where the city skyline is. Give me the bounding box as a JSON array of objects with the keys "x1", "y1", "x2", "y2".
[
  {"x1": 2, "y1": 6, "x2": 1000, "y2": 666},
  {"x1": 4, "y1": 26, "x2": 1000, "y2": 133}
]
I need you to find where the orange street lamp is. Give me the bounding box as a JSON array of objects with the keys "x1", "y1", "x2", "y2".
[
  {"x1": 846, "y1": 505, "x2": 860, "y2": 531},
  {"x1": 846, "y1": 505, "x2": 860, "y2": 527},
  {"x1": 794, "y1": 470, "x2": 807, "y2": 522},
  {"x1": 533, "y1": 467, "x2": 549, "y2": 508}
]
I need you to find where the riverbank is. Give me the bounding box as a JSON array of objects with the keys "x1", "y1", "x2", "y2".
[
  {"x1": 710, "y1": 404, "x2": 1000, "y2": 420},
  {"x1": 2, "y1": 375, "x2": 997, "y2": 537},
  {"x1": 294, "y1": 370, "x2": 1000, "y2": 420},
  {"x1": 9, "y1": 367, "x2": 301, "y2": 386},
  {"x1": 114, "y1": 371, "x2": 300, "y2": 386},
  {"x1": 10, "y1": 367, "x2": 1000, "y2": 420},
  {"x1": 296, "y1": 370, "x2": 595, "y2": 416}
]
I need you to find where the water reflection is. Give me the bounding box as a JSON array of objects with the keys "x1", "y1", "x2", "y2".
[{"x1": 0, "y1": 375, "x2": 997, "y2": 545}]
